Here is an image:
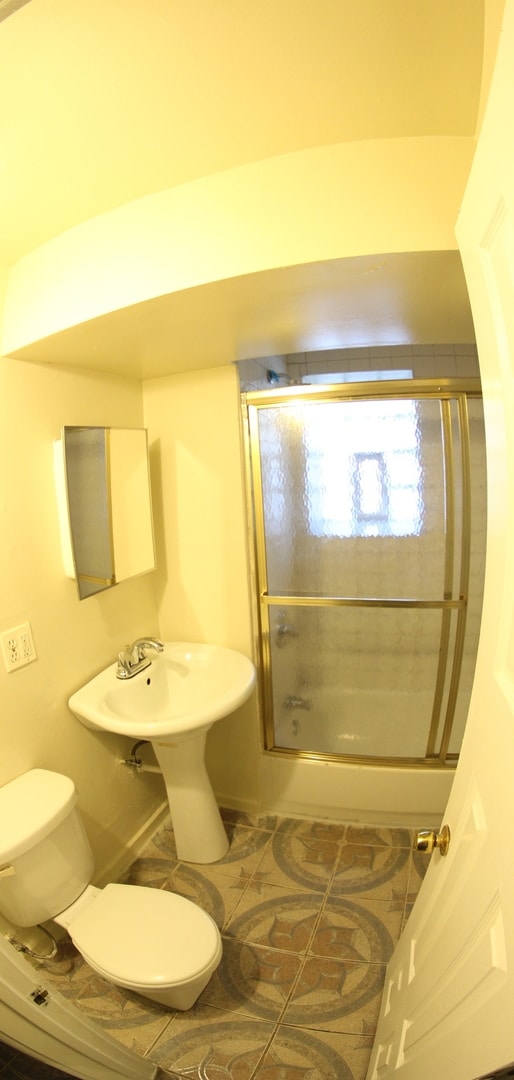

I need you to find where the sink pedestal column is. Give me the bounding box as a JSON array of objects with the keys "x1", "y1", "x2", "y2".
[{"x1": 152, "y1": 730, "x2": 229, "y2": 863}]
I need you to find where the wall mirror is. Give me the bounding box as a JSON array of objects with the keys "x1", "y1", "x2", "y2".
[{"x1": 62, "y1": 426, "x2": 156, "y2": 600}]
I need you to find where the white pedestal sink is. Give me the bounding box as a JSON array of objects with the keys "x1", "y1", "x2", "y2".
[{"x1": 68, "y1": 643, "x2": 256, "y2": 863}]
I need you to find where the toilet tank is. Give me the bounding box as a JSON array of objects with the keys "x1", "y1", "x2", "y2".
[{"x1": 0, "y1": 769, "x2": 94, "y2": 927}]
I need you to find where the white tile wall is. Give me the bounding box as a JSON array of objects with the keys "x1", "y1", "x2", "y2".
[{"x1": 237, "y1": 344, "x2": 480, "y2": 390}]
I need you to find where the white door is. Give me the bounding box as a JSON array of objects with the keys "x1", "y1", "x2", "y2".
[
  {"x1": 0, "y1": 934, "x2": 156, "y2": 1080},
  {"x1": 367, "y1": 4, "x2": 514, "y2": 1078}
]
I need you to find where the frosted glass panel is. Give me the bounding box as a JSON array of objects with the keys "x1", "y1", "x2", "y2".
[
  {"x1": 248, "y1": 386, "x2": 487, "y2": 765},
  {"x1": 269, "y1": 604, "x2": 444, "y2": 759},
  {"x1": 258, "y1": 397, "x2": 446, "y2": 599}
]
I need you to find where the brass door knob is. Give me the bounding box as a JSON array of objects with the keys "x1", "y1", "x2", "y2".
[{"x1": 415, "y1": 824, "x2": 451, "y2": 856}]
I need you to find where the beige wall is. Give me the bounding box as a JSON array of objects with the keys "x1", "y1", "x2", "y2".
[
  {"x1": 0, "y1": 357, "x2": 165, "y2": 881},
  {"x1": 143, "y1": 365, "x2": 262, "y2": 811}
]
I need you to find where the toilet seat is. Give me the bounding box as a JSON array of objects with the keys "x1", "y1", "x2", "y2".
[{"x1": 67, "y1": 883, "x2": 221, "y2": 988}]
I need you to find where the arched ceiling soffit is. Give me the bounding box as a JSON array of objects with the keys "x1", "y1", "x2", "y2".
[{"x1": 0, "y1": 0, "x2": 484, "y2": 265}]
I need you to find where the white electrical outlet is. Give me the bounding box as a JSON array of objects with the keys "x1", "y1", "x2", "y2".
[{"x1": 1, "y1": 622, "x2": 37, "y2": 672}]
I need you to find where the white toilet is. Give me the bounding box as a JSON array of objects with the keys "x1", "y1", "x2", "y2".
[{"x1": 0, "y1": 769, "x2": 222, "y2": 1009}]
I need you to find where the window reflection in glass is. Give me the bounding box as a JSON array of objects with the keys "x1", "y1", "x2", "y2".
[{"x1": 304, "y1": 399, "x2": 422, "y2": 538}]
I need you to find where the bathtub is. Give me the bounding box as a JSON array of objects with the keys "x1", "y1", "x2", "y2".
[
  {"x1": 274, "y1": 685, "x2": 442, "y2": 759},
  {"x1": 260, "y1": 751, "x2": 454, "y2": 829},
  {"x1": 262, "y1": 685, "x2": 457, "y2": 828}
]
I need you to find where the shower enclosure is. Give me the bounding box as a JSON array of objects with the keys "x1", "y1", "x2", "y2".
[{"x1": 243, "y1": 379, "x2": 486, "y2": 768}]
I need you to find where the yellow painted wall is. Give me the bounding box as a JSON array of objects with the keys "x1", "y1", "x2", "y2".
[
  {"x1": 143, "y1": 365, "x2": 262, "y2": 810},
  {"x1": 0, "y1": 358, "x2": 165, "y2": 878}
]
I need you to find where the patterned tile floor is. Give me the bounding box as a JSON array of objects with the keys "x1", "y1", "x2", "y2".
[{"x1": 21, "y1": 809, "x2": 428, "y2": 1080}]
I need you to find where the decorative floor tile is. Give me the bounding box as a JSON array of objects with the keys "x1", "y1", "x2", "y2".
[
  {"x1": 25, "y1": 939, "x2": 86, "y2": 988},
  {"x1": 164, "y1": 863, "x2": 247, "y2": 930},
  {"x1": 149, "y1": 1006, "x2": 275, "y2": 1079},
  {"x1": 225, "y1": 888, "x2": 324, "y2": 952},
  {"x1": 146, "y1": 816, "x2": 273, "y2": 879},
  {"x1": 257, "y1": 818, "x2": 345, "y2": 892},
  {"x1": 258, "y1": 1024, "x2": 374, "y2": 1080},
  {"x1": 345, "y1": 825, "x2": 412, "y2": 849},
  {"x1": 39, "y1": 950, "x2": 173, "y2": 1054},
  {"x1": 281, "y1": 956, "x2": 386, "y2": 1034},
  {"x1": 329, "y1": 839, "x2": 411, "y2": 901},
  {"x1": 194, "y1": 824, "x2": 273, "y2": 880},
  {"x1": 221, "y1": 807, "x2": 278, "y2": 832},
  {"x1": 122, "y1": 854, "x2": 176, "y2": 889},
  {"x1": 233, "y1": 866, "x2": 285, "y2": 899},
  {"x1": 200, "y1": 939, "x2": 303, "y2": 1021},
  {"x1": 312, "y1": 895, "x2": 402, "y2": 963},
  {"x1": 20, "y1": 810, "x2": 428, "y2": 1080},
  {"x1": 65, "y1": 972, "x2": 171, "y2": 1044},
  {"x1": 103, "y1": 1010, "x2": 174, "y2": 1058},
  {"x1": 146, "y1": 820, "x2": 180, "y2": 861}
]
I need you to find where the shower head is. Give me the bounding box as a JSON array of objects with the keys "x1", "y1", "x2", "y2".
[{"x1": 267, "y1": 369, "x2": 305, "y2": 387}]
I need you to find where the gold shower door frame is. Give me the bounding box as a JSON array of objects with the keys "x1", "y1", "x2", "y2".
[{"x1": 242, "y1": 378, "x2": 483, "y2": 769}]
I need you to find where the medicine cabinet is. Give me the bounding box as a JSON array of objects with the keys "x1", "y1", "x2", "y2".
[{"x1": 61, "y1": 426, "x2": 156, "y2": 600}]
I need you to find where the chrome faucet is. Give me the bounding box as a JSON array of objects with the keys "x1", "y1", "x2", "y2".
[{"x1": 116, "y1": 637, "x2": 164, "y2": 680}]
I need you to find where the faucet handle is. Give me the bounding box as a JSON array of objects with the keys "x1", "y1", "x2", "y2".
[
  {"x1": 117, "y1": 646, "x2": 135, "y2": 676},
  {"x1": 116, "y1": 638, "x2": 164, "y2": 679}
]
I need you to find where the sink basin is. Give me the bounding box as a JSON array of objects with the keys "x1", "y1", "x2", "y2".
[{"x1": 69, "y1": 642, "x2": 256, "y2": 738}]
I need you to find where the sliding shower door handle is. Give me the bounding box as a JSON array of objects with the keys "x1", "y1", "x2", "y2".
[{"x1": 415, "y1": 824, "x2": 451, "y2": 856}]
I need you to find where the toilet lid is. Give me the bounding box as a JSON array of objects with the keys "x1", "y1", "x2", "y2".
[{"x1": 69, "y1": 883, "x2": 221, "y2": 987}]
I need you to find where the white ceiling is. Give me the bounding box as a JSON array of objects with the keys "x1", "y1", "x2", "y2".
[
  {"x1": 0, "y1": 1, "x2": 485, "y2": 371},
  {"x1": 10, "y1": 252, "x2": 475, "y2": 379}
]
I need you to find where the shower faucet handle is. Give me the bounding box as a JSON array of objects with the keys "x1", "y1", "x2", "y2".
[
  {"x1": 275, "y1": 622, "x2": 298, "y2": 646},
  {"x1": 283, "y1": 695, "x2": 312, "y2": 711}
]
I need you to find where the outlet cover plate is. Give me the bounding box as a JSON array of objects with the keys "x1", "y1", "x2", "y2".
[{"x1": 1, "y1": 622, "x2": 37, "y2": 672}]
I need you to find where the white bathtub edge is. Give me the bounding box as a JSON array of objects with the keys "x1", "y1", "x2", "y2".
[{"x1": 259, "y1": 752, "x2": 454, "y2": 828}]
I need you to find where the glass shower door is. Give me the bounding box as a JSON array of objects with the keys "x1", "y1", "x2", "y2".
[{"x1": 244, "y1": 381, "x2": 486, "y2": 767}]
